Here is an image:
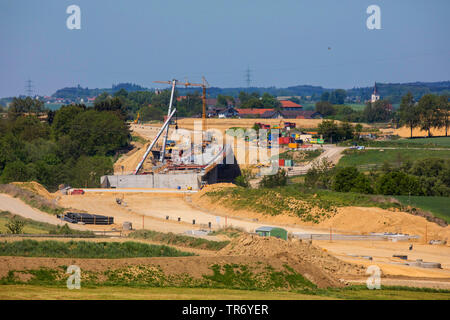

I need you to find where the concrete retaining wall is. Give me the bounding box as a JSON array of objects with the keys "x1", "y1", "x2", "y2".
[{"x1": 101, "y1": 172, "x2": 201, "y2": 190}]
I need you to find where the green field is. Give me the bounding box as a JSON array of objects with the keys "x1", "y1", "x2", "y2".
[
  {"x1": 204, "y1": 186, "x2": 401, "y2": 224},
  {"x1": 394, "y1": 196, "x2": 450, "y2": 223},
  {"x1": 0, "y1": 211, "x2": 93, "y2": 236},
  {"x1": 347, "y1": 103, "x2": 366, "y2": 111},
  {"x1": 0, "y1": 216, "x2": 49, "y2": 234},
  {"x1": 0, "y1": 285, "x2": 448, "y2": 300},
  {"x1": 338, "y1": 148, "x2": 450, "y2": 169},
  {"x1": 342, "y1": 137, "x2": 450, "y2": 149},
  {"x1": 0, "y1": 240, "x2": 195, "y2": 258}
]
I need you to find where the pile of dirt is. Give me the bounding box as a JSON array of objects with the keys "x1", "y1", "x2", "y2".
[
  {"x1": 194, "y1": 187, "x2": 450, "y2": 243},
  {"x1": 199, "y1": 183, "x2": 236, "y2": 194},
  {"x1": 218, "y1": 235, "x2": 365, "y2": 287},
  {"x1": 318, "y1": 207, "x2": 450, "y2": 243},
  {"x1": 11, "y1": 182, "x2": 54, "y2": 200},
  {"x1": 113, "y1": 142, "x2": 150, "y2": 175}
]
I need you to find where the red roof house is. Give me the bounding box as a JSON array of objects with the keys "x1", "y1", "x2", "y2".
[{"x1": 280, "y1": 100, "x2": 303, "y2": 111}]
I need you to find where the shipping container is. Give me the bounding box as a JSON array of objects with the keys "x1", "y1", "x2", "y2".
[
  {"x1": 255, "y1": 226, "x2": 288, "y2": 240},
  {"x1": 279, "y1": 159, "x2": 285, "y2": 166},
  {"x1": 288, "y1": 143, "x2": 298, "y2": 149}
]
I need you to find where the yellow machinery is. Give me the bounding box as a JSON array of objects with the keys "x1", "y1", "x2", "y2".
[{"x1": 134, "y1": 112, "x2": 140, "y2": 124}]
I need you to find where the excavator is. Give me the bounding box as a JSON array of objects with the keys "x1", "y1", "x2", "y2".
[{"x1": 133, "y1": 112, "x2": 140, "y2": 124}]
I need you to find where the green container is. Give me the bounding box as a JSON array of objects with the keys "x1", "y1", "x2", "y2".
[{"x1": 255, "y1": 226, "x2": 288, "y2": 240}]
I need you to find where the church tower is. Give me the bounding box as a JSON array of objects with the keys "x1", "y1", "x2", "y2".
[{"x1": 371, "y1": 82, "x2": 380, "y2": 103}]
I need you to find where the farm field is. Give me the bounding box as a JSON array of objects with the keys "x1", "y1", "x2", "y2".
[
  {"x1": 337, "y1": 149, "x2": 450, "y2": 168},
  {"x1": 382, "y1": 126, "x2": 449, "y2": 138},
  {"x1": 394, "y1": 196, "x2": 450, "y2": 223},
  {"x1": 0, "y1": 285, "x2": 448, "y2": 300},
  {"x1": 345, "y1": 137, "x2": 450, "y2": 149}
]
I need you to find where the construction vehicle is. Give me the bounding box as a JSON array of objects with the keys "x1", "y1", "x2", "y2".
[{"x1": 133, "y1": 112, "x2": 140, "y2": 124}]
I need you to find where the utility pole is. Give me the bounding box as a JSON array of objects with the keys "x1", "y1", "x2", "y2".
[
  {"x1": 25, "y1": 79, "x2": 34, "y2": 97},
  {"x1": 245, "y1": 66, "x2": 252, "y2": 89}
]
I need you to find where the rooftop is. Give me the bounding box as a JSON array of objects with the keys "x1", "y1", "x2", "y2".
[{"x1": 280, "y1": 100, "x2": 303, "y2": 108}]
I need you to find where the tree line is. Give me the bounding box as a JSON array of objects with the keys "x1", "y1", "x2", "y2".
[
  {"x1": 315, "y1": 93, "x2": 449, "y2": 137},
  {"x1": 0, "y1": 99, "x2": 130, "y2": 191},
  {"x1": 398, "y1": 93, "x2": 449, "y2": 137},
  {"x1": 305, "y1": 158, "x2": 450, "y2": 197}
]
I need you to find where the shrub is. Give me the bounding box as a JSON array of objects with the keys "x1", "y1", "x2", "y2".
[
  {"x1": 234, "y1": 169, "x2": 254, "y2": 188},
  {"x1": 376, "y1": 171, "x2": 421, "y2": 196},
  {"x1": 5, "y1": 216, "x2": 26, "y2": 234},
  {"x1": 332, "y1": 167, "x2": 360, "y2": 192},
  {"x1": 259, "y1": 169, "x2": 287, "y2": 188},
  {"x1": 305, "y1": 158, "x2": 335, "y2": 189}
]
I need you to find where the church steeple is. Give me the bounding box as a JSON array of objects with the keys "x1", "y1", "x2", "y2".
[{"x1": 371, "y1": 82, "x2": 380, "y2": 103}]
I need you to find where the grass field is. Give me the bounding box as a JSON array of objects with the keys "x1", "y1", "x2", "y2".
[
  {"x1": 0, "y1": 285, "x2": 448, "y2": 300},
  {"x1": 338, "y1": 149, "x2": 450, "y2": 169},
  {"x1": 394, "y1": 196, "x2": 450, "y2": 223},
  {"x1": 0, "y1": 216, "x2": 49, "y2": 234},
  {"x1": 0, "y1": 211, "x2": 92, "y2": 235},
  {"x1": 0, "y1": 240, "x2": 195, "y2": 258},
  {"x1": 347, "y1": 104, "x2": 366, "y2": 111},
  {"x1": 342, "y1": 137, "x2": 450, "y2": 149},
  {"x1": 204, "y1": 186, "x2": 400, "y2": 223}
]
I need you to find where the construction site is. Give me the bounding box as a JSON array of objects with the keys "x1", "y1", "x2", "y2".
[
  {"x1": 101, "y1": 79, "x2": 242, "y2": 190},
  {"x1": 0, "y1": 72, "x2": 449, "y2": 298}
]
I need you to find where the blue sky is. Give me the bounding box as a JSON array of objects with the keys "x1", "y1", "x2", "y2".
[{"x1": 0, "y1": 0, "x2": 449, "y2": 97}]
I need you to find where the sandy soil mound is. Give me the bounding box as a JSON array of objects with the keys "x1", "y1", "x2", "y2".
[
  {"x1": 198, "y1": 183, "x2": 236, "y2": 194},
  {"x1": 114, "y1": 141, "x2": 149, "y2": 175},
  {"x1": 194, "y1": 189, "x2": 450, "y2": 242},
  {"x1": 11, "y1": 182, "x2": 54, "y2": 200},
  {"x1": 218, "y1": 235, "x2": 365, "y2": 287},
  {"x1": 319, "y1": 207, "x2": 450, "y2": 242}
]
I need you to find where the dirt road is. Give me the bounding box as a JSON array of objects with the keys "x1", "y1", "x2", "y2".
[
  {"x1": 0, "y1": 194, "x2": 88, "y2": 231},
  {"x1": 288, "y1": 145, "x2": 346, "y2": 176},
  {"x1": 58, "y1": 192, "x2": 326, "y2": 235}
]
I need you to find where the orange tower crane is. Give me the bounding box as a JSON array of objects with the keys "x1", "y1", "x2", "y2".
[
  {"x1": 182, "y1": 76, "x2": 209, "y2": 132},
  {"x1": 155, "y1": 77, "x2": 209, "y2": 130}
]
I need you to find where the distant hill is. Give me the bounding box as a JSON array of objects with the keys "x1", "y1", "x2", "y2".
[
  {"x1": 52, "y1": 83, "x2": 148, "y2": 100},
  {"x1": 347, "y1": 81, "x2": 450, "y2": 103},
  {"x1": 50, "y1": 81, "x2": 450, "y2": 104}
]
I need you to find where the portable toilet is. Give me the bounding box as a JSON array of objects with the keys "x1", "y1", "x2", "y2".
[{"x1": 255, "y1": 226, "x2": 288, "y2": 240}]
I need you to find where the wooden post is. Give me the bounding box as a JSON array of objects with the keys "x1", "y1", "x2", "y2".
[{"x1": 143, "y1": 215, "x2": 145, "y2": 230}]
